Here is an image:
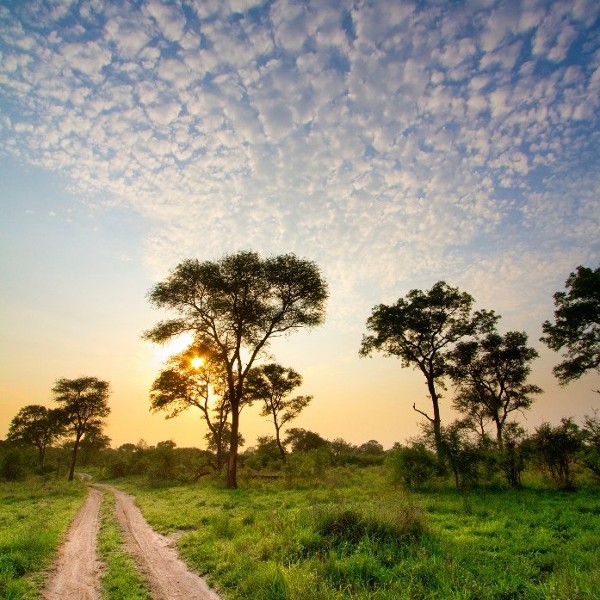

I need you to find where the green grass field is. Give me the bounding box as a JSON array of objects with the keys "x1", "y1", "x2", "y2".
[
  {"x1": 114, "y1": 468, "x2": 600, "y2": 599},
  {"x1": 0, "y1": 477, "x2": 87, "y2": 600}
]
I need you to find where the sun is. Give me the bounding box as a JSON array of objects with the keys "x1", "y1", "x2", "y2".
[{"x1": 190, "y1": 356, "x2": 205, "y2": 369}]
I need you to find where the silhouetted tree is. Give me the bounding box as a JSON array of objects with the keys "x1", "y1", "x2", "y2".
[
  {"x1": 284, "y1": 428, "x2": 329, "y2": 453},
  {"x1": 360, "y1": 282, "x2": 496, "y2": 459},
  {"x1": 52, "y1": 377, "x2": 110, "y2": 481},
  {"x1": 144, "y1": 251, "x2": 328, "y2": 488},
  {"x1": 150, "y1": 344, "x2": 234, "y2": 472},
  {"x1": 247, "y1": 363, "x2": 312, "y2": 461},
  {"x1": 449, "y1": 330, "x2": 542, "y2": 447},
  {"x1": 6, "y1": 405, "x2": 65, "y2": 467},
  {"x1": 541, "y1": 265, "x2": 600, "y2": 386}
]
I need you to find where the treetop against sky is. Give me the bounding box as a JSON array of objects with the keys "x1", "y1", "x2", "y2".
[{"x1": 0, "y1": 0, "x2": 598, "y2": 448}]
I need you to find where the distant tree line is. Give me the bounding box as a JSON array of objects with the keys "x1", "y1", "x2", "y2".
[{"x1": 1, "y1": 256, "x2": 598, "y2": 491}]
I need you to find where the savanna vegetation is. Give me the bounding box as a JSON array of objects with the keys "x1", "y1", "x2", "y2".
[{"x1": 1, "y1": 257, "x2": 599, "y2": 598}]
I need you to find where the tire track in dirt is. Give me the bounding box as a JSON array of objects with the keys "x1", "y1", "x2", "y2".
[
  {"x1": 110, "y1": 486, "x2": 221, "y2": 600},
  {"x1": 43, "y1": 486, "x2": 103, "y2": 600}
]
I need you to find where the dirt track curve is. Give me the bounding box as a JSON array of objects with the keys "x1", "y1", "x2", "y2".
[{"x1": 43, "y1": 485, "x2": 221, "y2": 600}]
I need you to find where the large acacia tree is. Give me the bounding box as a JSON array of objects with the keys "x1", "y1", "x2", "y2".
[
  {"x1": 247, "y1": 363, "x2": 312, "y2": 461},
  {"x1": 144, "y1": 251, "x2": 328, "y2": 488},
  {"x1": 52, "y1": 377, "x2": 111, "y2": 481},
  {"x1": 541, "y1": 265, "x2": 600, "y2": 387},
  {"x1": 6, "y1": 405, "x2": 65, "y2": 467},
  {"x1": 360, "y1": 281, "x2": 496, "y2": 459},
  {"x1": 448, "y1": 330, "x2": 542, "y2": 447}
]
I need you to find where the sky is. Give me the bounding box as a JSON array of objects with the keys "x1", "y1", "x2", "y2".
[{"x1": 1, "y1": 0, "x2": 599, "y2": 451}]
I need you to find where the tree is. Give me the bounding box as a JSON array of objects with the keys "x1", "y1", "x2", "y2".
[
  {"x1": 150, "y1": 344, "x2": 234, "y2": 472},
  {"x1": 532, "y1": 418, "x2": 583, "y2": 489},
  {"x1": 449, "y1": 330, "x2": 542, "y2": 447},
  {"x1": 247, "y1": 363, "x2": 312, "y2": 461},
  {"x1": 144, "y1": 251, "x2": 328, "y2": 488},
  {"x1": 284, "y1": 428, "x2": 329, "y2": 453},
  {"x1": 360, "y1": 281, "x2": 497, "y2": 459},
  {"x1": 541, "y1": 265, "x2": 600, "y2": 386},
  {"x1": 6, "y1": 405, "x2": 65, "y2": 467},
  {"x1": 52, "y1": 377, "x2": 111, "y2": 481}
]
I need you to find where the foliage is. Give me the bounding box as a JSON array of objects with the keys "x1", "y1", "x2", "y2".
[
  {"x1": 360, "y1": 281, "x2": 497, "y2": 458},
  {"x1": 388, "y1": 443, "x2": 438, "y2": 489},
  {"x1": 284, "y1": 428, "x2": 329, "y2": 453},
  {"x1": 497, "y1": 423, "x2": 529, "y2": 488},
  {"x1": 449, "y1": 330, "x2": 542, "y2": 446},
  {"x1": 532, "y1": 418, "x2": 583, "y2": 490},
  {"x1": 581, "y1": 410, "x2": 600, "y2": 480},
  {"x1": 144, "y1": 251, "x2": 328, "y2": 488},
  {"x1": 541, "y1": 265, "x2": 600, "y2": 384},
  {"x1": 6, "y1": 405, "x2": 66, "y2": 467},
  {"x1": 248, "y1": 363, "x2": 312, "y2": 461},
  {"x1": 52, "y1": 376, "x2": 111, "y2": 481},
  {"x1": 439, "y1": 420, "x2": 486, "y2": 488},
  {"x1": 150, "y1": 344, "x2": 233, "y2": 472}
]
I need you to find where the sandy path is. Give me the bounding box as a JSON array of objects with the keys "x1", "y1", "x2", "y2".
[
  {"x1": 111, "y1": 486, "x2": 221, "y2": 600},
  {"x1": 43, "y1": 486, "x2": 103, "y2": 600}
]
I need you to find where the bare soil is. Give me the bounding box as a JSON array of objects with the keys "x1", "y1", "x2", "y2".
[
  {"x1": 42, "y1": 485, "x2": 221, "y2": 600},
  {"x1": 43, "y1": 486, "x2": 103, "y2": 600},
  {"x1": 111, "y1": 486, "x2": 221, "y2": 600}
]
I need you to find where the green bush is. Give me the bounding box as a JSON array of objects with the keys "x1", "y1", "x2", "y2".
[{"x1": 388, "y1": 444, "x2": 438, "y2": 488}]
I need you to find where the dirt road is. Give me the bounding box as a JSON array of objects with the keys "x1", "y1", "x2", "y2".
[
  {"x1": 43, "y1": 485, "x2": 221, "y2": 600},
  {"x1": 43, "y1": 486, "x2": 103, "y2": 600}
]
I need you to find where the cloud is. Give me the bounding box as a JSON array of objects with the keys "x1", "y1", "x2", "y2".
[{"x1": 0, "y1": 0, "x2": 598, "y2": 327}]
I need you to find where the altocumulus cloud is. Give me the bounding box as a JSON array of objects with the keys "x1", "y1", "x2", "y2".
[{"x1": 1, "y1": 0, "x2": 599, "y2": 318}]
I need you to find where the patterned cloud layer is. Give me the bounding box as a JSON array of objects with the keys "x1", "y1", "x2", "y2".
[{"x1": 1, "y1": 0, "x2": 599, "y2": 320}]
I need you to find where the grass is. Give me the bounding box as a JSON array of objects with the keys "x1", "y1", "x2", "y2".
[
  {"x1": 97, "y1": 490, "x2": 151, "y2": 600},
  {"x1": 0, "y1": 477, "x2": 87, "y2": 599},
  {"x1": 112, "y1": 468, "x2": 600, "y2": 600}
]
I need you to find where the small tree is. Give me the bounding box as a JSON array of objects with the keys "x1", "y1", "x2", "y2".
[
  {"x1": 150, "y1": 344, "x2": 234, "y2": 472},
  {"x1": 144, "y1": 251, "x2": 328, "y2": 488},
  {"x1": 360, "y1": 282, "x2": 497, "y2": 459},
  {"x1": 52, "y1": 377, "x2": 111, "y2": 481},
  {"x1": 6, "y1": 405, "x2": 65, "y2": 467},
  {"x1": 449, "y1": 330, "x2": 542, "y2": 447},
  {"x1": 248, "y1": 363, "x2": 312, "y2": 461},
  {"x1": 532, "y1": 418, "x2": 583, "y2": 489},
  {"x1": 541, "y1": 265, "x2": 600, "y2": 386}
]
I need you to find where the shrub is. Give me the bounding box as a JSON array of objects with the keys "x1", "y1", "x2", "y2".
[
  {"x1": 388, "y1": 443, "x2": 437, "y2": 488},
  {"x1": 532, "y1": 418, "x2": 583, "y2": 489}
]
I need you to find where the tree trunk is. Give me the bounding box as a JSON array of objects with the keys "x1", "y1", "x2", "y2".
[
  {"x1": 68, "y1": 433, "x2": 82, "y2": 481},
  {"x1": 227, "y1": 407, "x2": 239, "y2": 489},
  {"x1": 274, "y1": 422, "x2": 286, "y2": 462},
  {"x1": 426, "y1": 377, "x2": 443, "y2": 460},
  {"x1": 495, "y1": 417, "x2": 504, "y2": 449}
]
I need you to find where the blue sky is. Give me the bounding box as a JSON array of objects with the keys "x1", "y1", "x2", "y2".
[{"x1": 1, "y1": 0, "x2": 599, "y2": 449}]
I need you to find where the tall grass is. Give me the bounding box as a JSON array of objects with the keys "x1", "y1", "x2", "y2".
[{"x1": 0, "y1": 477, "x2": 87, "y2": 599}]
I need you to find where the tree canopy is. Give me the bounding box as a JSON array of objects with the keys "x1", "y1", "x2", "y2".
[
  {"x1": 150, "y1": 343, "x2": 235, "y2": 472},
  {"x1": 360, "y1": 281, "x2": 496, "y2": 458},
  {"x1": 52, "y1": 376, "x2": 111, "y2": 480},
  {"x1": 6, "y1": 404, "x2": 65, "y2": 467},
  {"x1": 448, "y1": 330, "x2": 542, "y2": 446},
  {"x1": 541, "y1": 265, "x2": 600, "y2": 386},
  {"x1": 144, "y1": 251, "x2": 328, "y2": 488},
  {"x1": 247, "y1": 363, "x2": 312, "y2": 461}
]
